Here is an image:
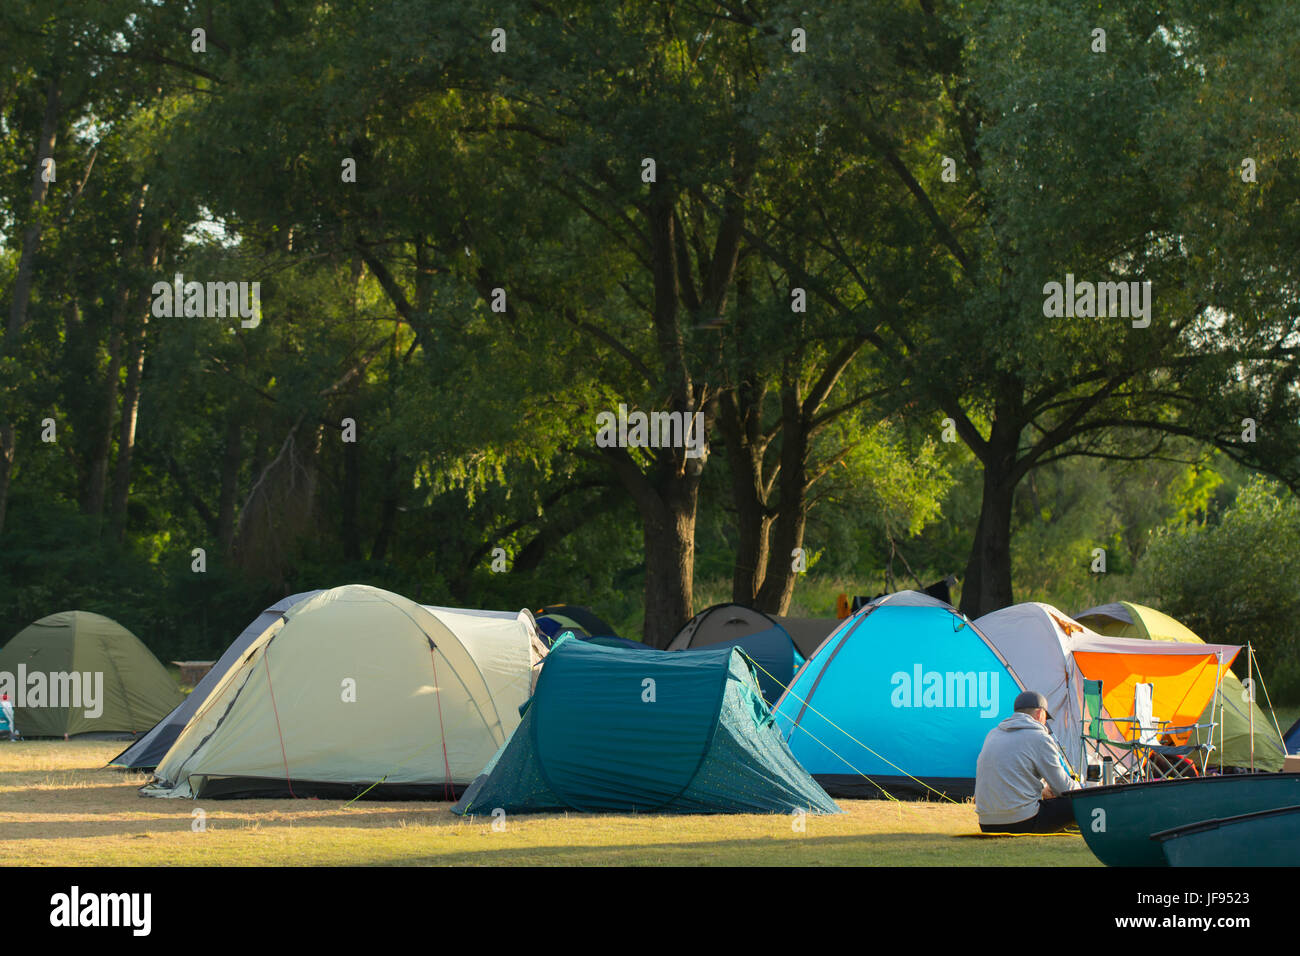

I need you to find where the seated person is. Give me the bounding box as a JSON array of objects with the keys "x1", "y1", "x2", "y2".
[
  {"x1": 975, "y1": 690, "x2": 1080, "y2": 833},
  {"x1": 0, "y1": 692, "x2": 14, "y2": 741}
]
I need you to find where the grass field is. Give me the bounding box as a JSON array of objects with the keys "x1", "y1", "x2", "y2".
[{"x1": 0, "y1": 740, "x2": 1098, "y2": 866}]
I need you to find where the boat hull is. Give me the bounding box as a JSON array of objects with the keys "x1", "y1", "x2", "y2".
[
  {"x1": 1066, "y1": 773, "x2": 1300, "y2": 867},
  {"x1": 1154, "y1": 805, "x2": 1300, "y2": 866}
]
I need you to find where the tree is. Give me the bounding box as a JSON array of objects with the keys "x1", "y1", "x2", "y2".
[{"x1": 733, "y1": 0, "x2": 1300, "y2": 616}]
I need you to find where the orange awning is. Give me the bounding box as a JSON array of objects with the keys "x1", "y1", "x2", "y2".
[{"x1": 1071, "y1": 636, "x2": 1240, "y2": 742}]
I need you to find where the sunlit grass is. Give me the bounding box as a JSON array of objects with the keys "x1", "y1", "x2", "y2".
[{"x1": 0, "y1": 740, "x2": 1098, "y2": 866}]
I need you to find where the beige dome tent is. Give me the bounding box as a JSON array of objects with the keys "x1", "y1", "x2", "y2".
[
  {"x1": 0, "y1": 611, "x2": 183, "y2": 737},
  {"x1": 143, "y1": 585, "x2": 546, "y2": 799}
]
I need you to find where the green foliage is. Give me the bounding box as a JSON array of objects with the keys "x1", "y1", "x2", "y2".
[
  {"x1": 3, "y1": 0, "x2": 1299, "y2": 665},
  {"x1": 1137, "y1": 477, "x2": 1300, "y2": 700}
]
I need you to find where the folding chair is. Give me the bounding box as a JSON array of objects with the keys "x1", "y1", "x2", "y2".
[
  {"x1": 1080, "y1": 679, "x2": 1144, "y2": 783},
  {"x1": 1121, "y1": 683, "x2": 1215, "y2": 780}
]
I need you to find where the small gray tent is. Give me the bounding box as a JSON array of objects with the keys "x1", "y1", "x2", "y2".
[{"x1": 667, "y1": 604, "x2": 813, "y2": 703}]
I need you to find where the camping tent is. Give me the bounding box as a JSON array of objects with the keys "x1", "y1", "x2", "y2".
[
  {"x1": 1285, "y1": 718, "x2": 1299, "y2": 754},
  {"x1": 536, "y1": 605, "x2": 621, "y2": 641},
  {"x1": 142, "y1": 585, "x2": 546, "y2": 799},
  {"x1": 976, "y1": 603, "x2": 1241, "y2": 776},
  {"x1": 576, "y1": 634, "x2": 652, "y2": 650},
  {"x1": 534, "y1": 606, "x2": 644, "y2": 650},
  {"x1": 769, "y1": 617, "x2": 842, "y2": 658},
  {"x1": 973, "y1": 603, "x2": 1095, "y2": 776},
  {"x1": 772, "y1": 591, "x2": 1024, "y2": 799},
  {"x1": 667, "y1": 604, "x2": 804, "y2": 703},
  {"x1": 1076, "y1": 602, "x2": 1287, "y2": 770},
  {"x1": 111, "y1": 590, "x2": 323, "y2": 769},
  {"x1": 0, "y1": 611, "x2": 184, "y2": 737},
  {"x1": 453, "y1": 637, "x2": 840, "y2": 815}
]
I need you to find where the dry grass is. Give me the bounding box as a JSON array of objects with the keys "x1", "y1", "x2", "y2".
[{"x1": 0, "y1": 740, "x2": 1098, "y2": 866}]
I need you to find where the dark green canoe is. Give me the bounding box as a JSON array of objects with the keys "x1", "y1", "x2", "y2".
[
  {"x1": 1154, "y1": 804, "x2": 1300, "y2": 867},
  {"x1": 1065, "y1": 773, "x2": 1300, "y2": 867}
]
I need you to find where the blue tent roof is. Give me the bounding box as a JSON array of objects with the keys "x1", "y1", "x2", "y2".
[
  {"x1": 1286, "y1": 718, "x2": 1300, "y2": 754},
  {"x1": 772, "y1": 602, "x2": 1025, "y2": 800},
  {"x1": 535, "y1": 605, "x2": 621, "y2": 640},
  {"x1": 453, "y1": 638, "x2": 840, "y2": 815}
]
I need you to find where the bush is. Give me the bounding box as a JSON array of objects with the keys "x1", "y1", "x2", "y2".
[{"x1": 1136, "y1": 477, "x2": 1300, "y2": 702}]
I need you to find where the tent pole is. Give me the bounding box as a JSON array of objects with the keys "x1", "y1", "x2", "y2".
[
  {"x1": 1248, "y1": 643, "x2": 1255, "y2": 772},
  {"x1": 1217, "y1": 651, "x2": 1224, "y2": 774}
]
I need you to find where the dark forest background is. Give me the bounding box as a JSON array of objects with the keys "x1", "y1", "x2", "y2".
[{"x1": 2, "y1": 1, "x2": 1299, "y2": 699}]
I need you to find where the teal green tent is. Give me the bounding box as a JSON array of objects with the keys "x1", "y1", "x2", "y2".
[{"x1": 453, "y1": 637, "x2": 840, "y2": 815}]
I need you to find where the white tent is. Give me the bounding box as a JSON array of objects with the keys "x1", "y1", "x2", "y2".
[
  {"x1": 974, "y1": 603, "x2": 1095, "y2": 774},
  {"x1": 143, "y1": 585, "x2": 546, "y2": 799},
  {"x1": 111, "y1": 590, "x2": 324, "y2": 770}
]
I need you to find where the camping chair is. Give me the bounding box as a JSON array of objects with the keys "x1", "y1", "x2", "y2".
[
  {"x1": 1081, "y1": 679, "x2": 1145, "y2": 783},
  {"x1": 1113, "y1": 683, "x2": 1215, "y2": 780}
]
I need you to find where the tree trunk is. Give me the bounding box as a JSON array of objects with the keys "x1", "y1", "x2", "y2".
[
  {"x1": 754, "y1": 385, "x2": 810, "y2": 615},
  {"x1": 84, "y1": 184, "x2": 150, "y2": 522},
  {"x1": 627, "y1": 182, "x2": 707, "y2": 646},
  {"x1": 82, "y1": 319, "x2": 124, "y2": 521},
  {"x1": 959, "y1": 425, "x2": 1020, "y2": 618},
  {"x1": 718, "y1": 391, "x2": 771, "y2": 605},
  {"x1": 341, "y1": 418, "x2": 361, "y2": 561},
  {"x1": 0, "y1": 75, "x2": 61, "y2": 535},
  {"x1": 5, "y1": 77, "x2": 60, "y2": 346},
  {"x1": 0, "y1": 425, "x2": 14, "y2": 534},
  {"x1": 217, "y1": 416, "x2": 242, "y2": 556},
  {"x1": 109, "y1": 228, "x2": 162, "y2": 540},
  {"x1": 640, "y1": 482, "x2": 699, "y2": 648},
  {"x1": 370, "y1": 452, "x2": 399, "y2": 561}
]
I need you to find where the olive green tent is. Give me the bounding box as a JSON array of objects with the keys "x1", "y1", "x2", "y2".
[
  {"x1": 1075, "y1": 602, "x2": 1287, "y2": 771},
  {"x1": 0, "y1": 611, "x2": 184, "y2": 737}
]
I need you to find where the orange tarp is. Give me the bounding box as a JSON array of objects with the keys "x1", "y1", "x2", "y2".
[{"x1": 1073, "y1": 647, "x2": 1238, "y2": 742}]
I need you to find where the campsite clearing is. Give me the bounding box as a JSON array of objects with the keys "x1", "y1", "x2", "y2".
[{"x1": 0, "y1": 741, "x2": 1096, "y2": 866}]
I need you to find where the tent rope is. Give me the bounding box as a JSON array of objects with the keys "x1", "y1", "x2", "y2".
[
  {"x1": 263, "y1": 650, "x2": 296, "y2": 798},
  {"x1": 784, "y1": 714, "x2": 901, "y2": 802},
  {"x1": 737, "y1": 649, "x2": 959, "y2": 804},
  {"x1": 341, "y1": 735, "x2": 451, "y2": 807},
  {"x1": 429, "y1": 644, "x2": 455, "y2": 801},
  {"x1": 341, "y1": 647, "x2": 460, "y2": 808},
  {"x1": 1249, "y1": 646, "x2": 1287, "y2": 745}
]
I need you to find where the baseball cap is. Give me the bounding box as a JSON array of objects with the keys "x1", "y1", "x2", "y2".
[{"x1": 1014, "y1": 690, "x2": 1052, "y2": 719}]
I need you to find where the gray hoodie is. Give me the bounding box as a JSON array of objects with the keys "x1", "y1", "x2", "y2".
[{"x1": 975, "y1": 711, "x2": 1080, "y2": 825}]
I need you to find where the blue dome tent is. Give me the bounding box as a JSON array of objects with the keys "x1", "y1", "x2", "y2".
[{"x1": 772, "y1": 591, "x2": 1025, "y2": 800}]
